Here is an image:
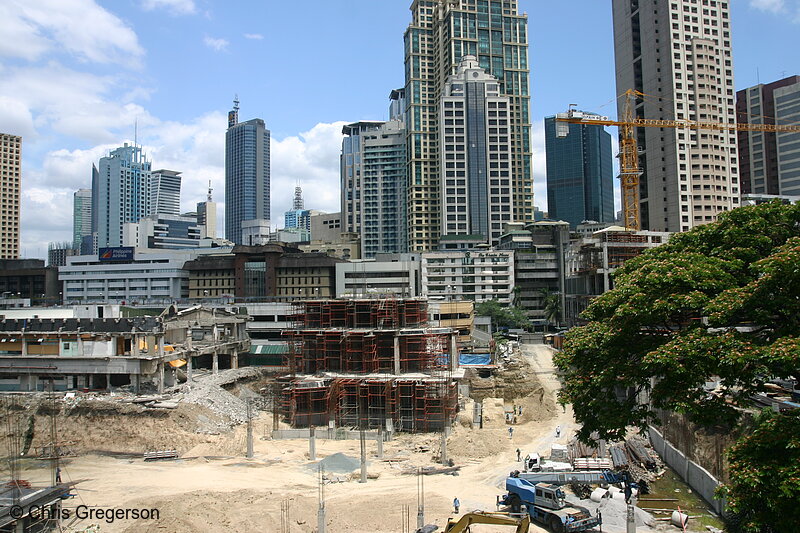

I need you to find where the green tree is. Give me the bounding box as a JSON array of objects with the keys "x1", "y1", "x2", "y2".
[
  {"x1": 475, "y1": 299, "x2": 532, "y2": 331},
  {"x1": 553, "y1": 201, "x2": 800, "y2": 532},
  {"x1": 540, "y1": 287, "x2": 561, "y2": 327}
]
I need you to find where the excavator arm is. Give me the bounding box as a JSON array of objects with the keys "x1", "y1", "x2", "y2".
[{"x1": 444, "y1": 511, "x2": 530, "y2": 533}]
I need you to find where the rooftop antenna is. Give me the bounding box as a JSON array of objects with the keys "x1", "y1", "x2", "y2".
[
  {"x1": 207, "y1": 180, "x2": 213, "y2": 202},
  {"x1": 228, "y1": 95, "x2": 240, "y2": 128}
]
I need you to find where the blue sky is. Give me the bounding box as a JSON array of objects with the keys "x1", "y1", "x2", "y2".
[{"x1": 2, "y1": 0, "x2": 799, "y2": 258}]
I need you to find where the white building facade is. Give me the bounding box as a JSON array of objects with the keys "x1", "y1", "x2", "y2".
[{"x1": 421, "y1": 250, "x2": 514, "y2": 304}]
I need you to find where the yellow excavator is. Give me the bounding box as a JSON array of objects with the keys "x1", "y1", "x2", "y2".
[{"x1": 443, "y1": 511, "x2": 530, "y2": 532}]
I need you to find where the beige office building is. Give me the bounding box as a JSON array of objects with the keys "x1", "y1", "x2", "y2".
[
  {"x1": 1, "y1": 134, "x2": 21, "y2": 259},
  {"x1": 613, "y1": 0, "x2": 738, "y2": 232}
]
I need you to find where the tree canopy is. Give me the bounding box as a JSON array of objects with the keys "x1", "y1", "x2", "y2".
[
  {"x1": 474, "y1": 299, "x2": 532, "y2": 331},
  {"x1": 553, "y1": 201, "x2": 800, "y2": 532}
]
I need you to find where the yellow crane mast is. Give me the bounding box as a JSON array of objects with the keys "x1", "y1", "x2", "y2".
[{"x1": 556, "y1": 89, "x2": 800, "y2": 231}]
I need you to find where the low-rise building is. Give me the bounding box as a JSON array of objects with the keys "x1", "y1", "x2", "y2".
[
  {"x1": 0, "y1": 259, "x2": 61, "y2": 306},
  {"x1": 335, "y1": 253, "x2": 421, "y2": 297},
  {"x1": 421, "y1": 250, "x2": 514, "y2": 304},
  {"x1": 123, "y1": 214, "x2": 203, "y2": 249}
]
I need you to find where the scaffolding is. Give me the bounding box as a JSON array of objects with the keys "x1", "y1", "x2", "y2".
[{"x1": 282, "y1": 377, "x2": 457, "y2": 433}]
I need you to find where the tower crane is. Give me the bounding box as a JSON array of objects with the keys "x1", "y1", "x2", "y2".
[{"x1": 556, "y1": 89, "x2": 800, "y2": 230}]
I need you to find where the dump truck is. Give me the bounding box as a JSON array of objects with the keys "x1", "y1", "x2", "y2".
[{"x1": 499, "y1": 477, "x2": 601, "y2": 533}]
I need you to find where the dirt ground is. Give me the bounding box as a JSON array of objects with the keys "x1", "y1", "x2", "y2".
[{"x1": 6, "y1": 345, "x2": 686, "y2": 533}]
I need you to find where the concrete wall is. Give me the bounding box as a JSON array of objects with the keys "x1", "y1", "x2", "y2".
[
  {"x1": 272, "y1": 428, "x2": 390, "y2": 441},
  {"x1": 649, "y1": 426, "x2": 726, "y2": 514}
]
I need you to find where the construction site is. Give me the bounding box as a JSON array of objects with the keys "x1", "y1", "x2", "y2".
[
  {"x1": 279, "y1": 299, "x2": 458, "y2": 433},
  {"x1": 0, "y1": 298, "x2": 726, "y2": 533}
]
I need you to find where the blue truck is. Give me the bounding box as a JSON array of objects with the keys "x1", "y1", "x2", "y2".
[{"x1": 499, "y1": 477, "x2": 601, "y2": 532}]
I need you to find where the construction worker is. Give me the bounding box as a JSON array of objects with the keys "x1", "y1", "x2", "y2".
[
  {"x1": 555, "y1": 425, "x2": 561, "y2": 438},
  {"x1": 516, "y1": 448, "x2": 521, "y2": 462},
  {"x1": 508, "y1": 426, "x2": 514, "y2": 439},
  {"x1": 55, "y1": 467, "x2": 62, "y2": 483},
  {"x1": 453, "y1": 497, "x2": 460, "y2": 513}
]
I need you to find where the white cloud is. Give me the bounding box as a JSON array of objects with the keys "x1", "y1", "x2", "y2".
[
  {"x1": 203, "y1": 36, "x2": 229, "y2": 52},
  {"x1": 141, "y1": 0, "x2": 196, "y2": 15},
  {"x1": 0, "y1": 96, "x2": 36, "y2": 139},
  {"x1": 750, "y1": 0, "x2": 786, "y2": 13},
  {"x1": 243, "y1": 33, "x2": 264, "y2": 40},
  {"x1": 270, "y1": 122, "x2": 347, "y2": 220},
  {"x1": 0, "y1": 0, "x2": 143, "y2": 65},
  {"x1": 0, "y1": 63, "x2": 154, "y2": 144}
]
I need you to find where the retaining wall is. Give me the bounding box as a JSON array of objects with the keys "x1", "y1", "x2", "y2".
[{"x1": 648, "y1": 426, "x2": 726, "y2": 514}]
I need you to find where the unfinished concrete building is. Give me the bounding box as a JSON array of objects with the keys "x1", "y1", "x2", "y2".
[
  {"x1": 0, "y1": 306, "x2": 248, "y2": 392},
  {"x1": 279, "y1": 298, "x2": 460, "y2": 433}
]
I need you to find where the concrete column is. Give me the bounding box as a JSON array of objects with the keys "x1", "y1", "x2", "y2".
[
  {"x1": 440, "y1": 431, "x2": 448, "y2": 466},
  {"x1": 359, "y1": 430, "x2": 367, "y2": 483},
  {"x1": 385, "y1": 418, "x2": 394, "y2": 439},
  {"x1": 76, "y1": 335, "x2": 84, "y2": 356},
  {"x1": 231, "y1": 352, "x2": 239, "y2": 370},
  {"x1": 157, "y1": 361, "x2": 164, "y2": 394},
  {"x1": 186, "y1": 355, "x2": 193, "y2": 385},
  {"x1": 450, "y1": 333, "x2": 458, "y2": 372},
  {"x1": 133, "y1": 374, "x2": 140, "y2": 394},
  {"x1": 212, "y1": 351, "x2": 219, "y2": 374},
  {"x1": 317, "y1": 506, "x2": 326, "y2": 533},
  {"x1": 376, "y1": 427, "x2": 383, "y2": 459},
  {"x1": 309, "y1": 426, "x2": 316, "y2": 461},
  {"x1": 393, "y1": 335, "x2": 401, "y2": 374},
  {"x1": 21, "y1": 337, "x2": 27, "y2": 356},
  {"x1": 132, "y1": 334, "x2": 140, "y2": 357},
  {"x1": 106, "y1": 372, "x2": 112, "y2": 392}
]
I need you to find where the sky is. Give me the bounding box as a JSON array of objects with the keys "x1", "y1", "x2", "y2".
[{"x1": 2, "y1": 0, "x2": 800, "y2": 259}]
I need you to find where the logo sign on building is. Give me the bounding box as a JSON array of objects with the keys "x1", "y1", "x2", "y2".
[{"x1": 98, "y1": 247, "x2": 135, "y2": 262}]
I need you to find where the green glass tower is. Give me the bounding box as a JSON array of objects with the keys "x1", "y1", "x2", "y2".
[{"x1": 404, "y1": 0, "x2": 532, "y2": 252}]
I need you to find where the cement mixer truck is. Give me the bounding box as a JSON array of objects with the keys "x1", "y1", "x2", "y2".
[{"x1": 498, "y1": 477, "x2": 601, "y2": 533}]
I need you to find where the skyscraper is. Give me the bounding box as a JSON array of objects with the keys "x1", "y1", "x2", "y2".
[
  {"x1": 341, "y1": 120, "x2": 407, "y2": 258},
  {"x1": 0, "y1": 133, "x2": 21, "y2": 259},
  {"x1": 737, "y1": 76, "x2": 800, "y2": 196},
  {"x1": 404, "y1": 0, "x2": 532, "y2": 251},
  {"x1": 545, "y1": 116, "x2": 614, "y2": 228},
  {"x1": 149, "y1": 169, "x2": 182, "y2": 216},
  {"x1": 439, "y1": 55, "x2": 512, "y2": 245},
  {"x1": 284, "y1": 186, "x2": 309, "y2": 229},
  {"x1": 94, "y1": 143, "x2": 151, "y2": 248},
  {"x1": 612, "y1": 0, "x2": 738, "y2": 232},
  {"x1": 73, "y1": 188, "x2": 92, "y2": 250},
  {"x1": 225, "y1": 98, "x2": 271, "y2": 244}
]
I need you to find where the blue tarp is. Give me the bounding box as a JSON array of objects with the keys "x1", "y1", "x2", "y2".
[{"x1": 459, "y1": 353, "x2": 491, "y2": 366}]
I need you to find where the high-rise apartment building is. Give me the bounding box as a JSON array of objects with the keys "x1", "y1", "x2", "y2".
[
  {"x1": 94, "y1": 143, "x2": 152, "y2": 248},
  {"x1": 404, "y1": 0, "x2": 532, "y2": 251},
  {"x1": 612, "y1": 0, "x2": 738, "y2": 232},
  {"x1": 439, "y1": 55, "x2": 512, "y2": 245},
  {"x1": 73, "y1": 188, "x2": 92, "y2": 250},
  {"x1": 0, "y1": 133, "x2": 21, "y2": 259},
  {"x1": 149, "y1": 169, "x2": 182, "y2": 216},
  {"x1": 545, "y1": 116, "x2": 614, "y2": 228},
  {"x1": 225, "y1": 98, "x2": 271, "y2": 244},
  {"x1": 341, "y1": 120, "x2": 407, "y2": 258},
  {"x1": 737, "y1": 76, "x2": 800, "y2": 196}
]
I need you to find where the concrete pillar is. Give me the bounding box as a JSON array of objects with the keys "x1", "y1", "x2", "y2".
[
  {"x1": 393, "y1": 335, "x2": 401, "y2": 374},
  {"x1": 317, "y1": 506, "x2": 326, "y2": 533},
  {"x1": 21, "y1": 337, "x2": 27, "y2": 356},
  {"x1": 212, "y1": 351, "x2": 219, "y2": 374},
  {"x1": 186, "y1": 355, "x2": 193, "y2": 385},
  {"x1": 231, "y1": 352, "x2": 239, "y2": 370},
  {"x1": 106, "y1": 372, "x2": 112, "y2": 392},
  {"x1": 76, "y1": 335, "x2": 84, "y2": 356},
  {"x1": 376, "y1": 427, "x2": 383, "y2": 459},
  {"x1": 309, "y1": 426, "x2": 316, "y2": 461},
  {"x1": 132, "y1": 334, "x2": 140, "y2": 357},
  {"x1": 133, "y1": 374, "x2": 140, "y2": 394},
  {"x1": 385, "y1": 418, "x2": 394, "y2": 440},
  {"x1": 157, "y1": 361, "x2": 164, "y2": 394},
  {"x1": 359, "y1": 430, "x2": 367, "y2": 483},
  {"x1": 450, "y1": 333, "x2": 458, "y2": 371},
  {"x1": 440, "y1": 430, "x2": 448, "y2": 466}
]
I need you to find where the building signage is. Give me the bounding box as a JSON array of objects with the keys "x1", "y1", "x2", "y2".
[{"x1": 98, "y1": 247, "x2": 135, "y2": 262}]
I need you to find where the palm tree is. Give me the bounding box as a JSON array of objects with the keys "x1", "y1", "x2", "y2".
[{"x1": 539, "y1": 288, "x2": 561, "y2": 329}]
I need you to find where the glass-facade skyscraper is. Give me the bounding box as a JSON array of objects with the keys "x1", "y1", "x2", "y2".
[
  {"x1": 94, "y1": 144, "x2": 151, "y2": 248},
  {"x1": 225, "y1": 99, "x2": 271, "y2": 244},
  {"x1": 73, "y1": 188, "x2": 92, "y2": 251},
  {"x1": 545, "y1": 116, "x2": 614, "y2": 229},
  {"x1": 404, "y1": 0, "x2": 532, "y2": 251}
]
